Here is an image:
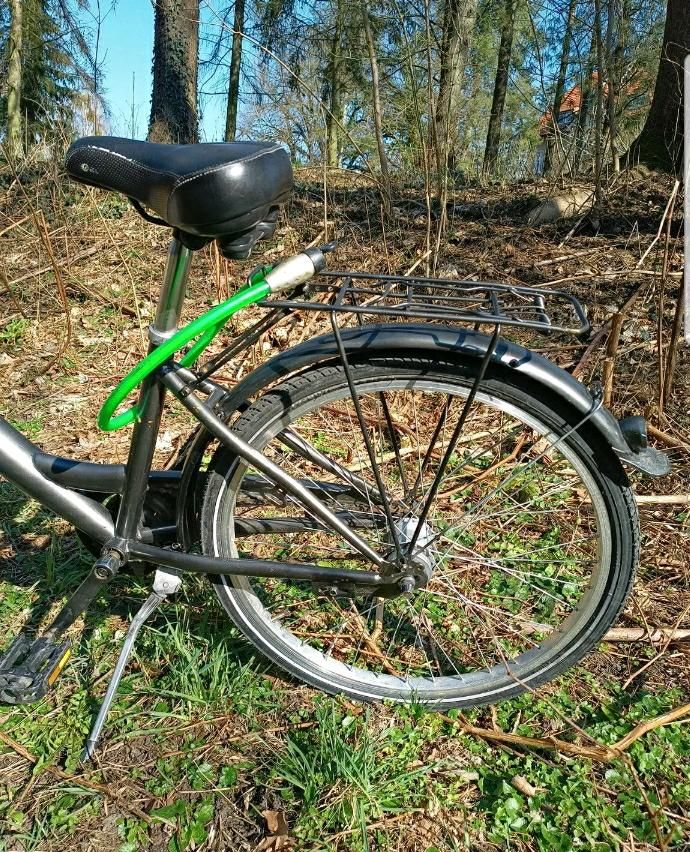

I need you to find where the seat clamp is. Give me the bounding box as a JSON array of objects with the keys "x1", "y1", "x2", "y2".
[{"x1": 148, "y1": 325, "x2": 178, "y2": 345}]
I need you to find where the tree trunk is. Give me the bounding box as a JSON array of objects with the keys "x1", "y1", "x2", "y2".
[
  {"x1": 148, "y1": 0, "x2": 200, "y2": 144},
  {"x1": 325, "y1": 0, "x2": 344, "y2": 169},
  {"x1": 545, "y1": 0, "x2": 577, "y2": 175},
  {"x1": 6, "y1": 0, "x2": 23, "y2": 159},
  {"x1": 628, "y1": 0, "x2": 690, "y2": 172},
  {"x1": 593, "y1": 0, "x2": 605, "y2": 205},
  {"x1": 224, "y1": 0, "x2": 245, "y2": 141},
  {"x1": 572, "y1": 25, "x2": 597, "y2": 174},
  {"x1": 434, "y1": 0, "x2": 478, "y2": 172},
  {"x1": 605, "y1": 0, "x2": 619, "y2": 172},
  {"x1": 361, "y1": 0, "x2": 392, "y2": 213},
  {"x1": 482, "y1": 0, "x2": 517, "y2": 178}
]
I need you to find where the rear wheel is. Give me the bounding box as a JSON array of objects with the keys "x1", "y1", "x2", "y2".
[{"x1": 201, "y1": 356, "x2": 638, "y2": 707}]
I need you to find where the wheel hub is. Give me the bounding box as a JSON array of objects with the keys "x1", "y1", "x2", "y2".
[{"x1": 391, "y1": 514, "x2": 438, "y2": 587}]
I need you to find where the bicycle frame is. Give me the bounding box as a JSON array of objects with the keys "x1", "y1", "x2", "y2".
[{"x1": 0, "y1": 236, "x2": 387, "y2": 589}]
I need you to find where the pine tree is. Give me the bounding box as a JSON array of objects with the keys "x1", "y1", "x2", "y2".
[
  {"x1": 2, "y1": 0, "x2": 77, "y2": 155},
  {"x1": 149, "y1": 0, "x2": 200, "y2": 144},
  {"x1": 629, "y1": 0, "x2": 689, "y2": 171}
]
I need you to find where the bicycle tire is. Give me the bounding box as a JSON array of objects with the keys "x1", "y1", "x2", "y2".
[{"x1": 201, "y1": 354, "x2": 638, "y2": 707}]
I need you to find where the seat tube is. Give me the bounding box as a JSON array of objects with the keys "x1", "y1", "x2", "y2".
[{"x1": 114, "y1": 234, "x2": 194, "y2": 542}]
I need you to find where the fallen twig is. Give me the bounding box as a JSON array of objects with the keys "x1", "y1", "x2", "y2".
[
  {"x1": 604, "y1": 627, "x2": 690, "y2": 642},
  {"x1": 572, "y1": 278, "x2": 650, "y2": 379},
  {"x1": 441, "y1": 700, "x2": 690, "y2": 763},
  {"x1": 534, "y1": 245, "x2": 615, "y2": 267},
  {"x1": 621, "y1": 605, "x2": 690, "y2": 691},
  {"x1": 602, "y1": 311, "x2": 624, "y2": 406},
  {"x1": 0, "y1": 213, "x2": 33, "y2": 238},
  {"x1": 404, "y1": 249, "x2": 432, "y2": 276},
  {"x1": 647, "y1": 424, "x2": 690, "y2": 453},
  {"x1": 636, "y1": 180, "x2": 680, "y2": 269},
  {"x1": 635, "y1": 494, "x2": 690, "y2": 505},
  {"x1": 662, "y1": 271, "x2": 685, "y2": 403},
  {"x1": 0, "y1": 730, "x2": 151, "y2": 824},
  {"x1": 8, "y1": 244, "x2": 101, "y2": 287},
  {"x1": 35, "y1": 210, "x2": 71, "y2": 362},
  {"x1": 0, "y1": 266, "x2": 27, "y2": 318}
]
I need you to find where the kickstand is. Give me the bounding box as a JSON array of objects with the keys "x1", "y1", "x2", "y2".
[{"x1": 81, "y1": 569, "x2": 181, "y2": 762}]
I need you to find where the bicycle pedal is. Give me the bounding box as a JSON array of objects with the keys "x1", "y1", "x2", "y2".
[{"x1": 0, "y1": 633, "x2": 71, "y2": 705}]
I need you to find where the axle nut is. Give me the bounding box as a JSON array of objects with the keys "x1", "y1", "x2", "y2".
[{"x1": 399, "y1": 577, "x2": 416, "y2": 595}]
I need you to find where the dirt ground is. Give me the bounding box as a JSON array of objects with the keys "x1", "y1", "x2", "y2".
[{"x1": 1, "y1": 166, "x2": 689, "y2": 850}]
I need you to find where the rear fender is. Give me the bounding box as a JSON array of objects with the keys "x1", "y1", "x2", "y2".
[{"x1": 178, "y1": 323, "x2": 668, "y2": 545}]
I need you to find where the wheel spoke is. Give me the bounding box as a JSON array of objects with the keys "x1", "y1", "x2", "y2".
[{"x1": 205, "y1": 361, "x2": 630, "y2": 703}]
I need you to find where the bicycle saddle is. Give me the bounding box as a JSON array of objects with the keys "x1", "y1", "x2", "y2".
[{"x1": 65, "y1": 136, "x2": 293, "y2": 258}]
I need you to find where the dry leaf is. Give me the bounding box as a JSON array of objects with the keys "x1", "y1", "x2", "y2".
[
  {"x1": 512, "y1": 774, "x2": 538, "y2": 797},
  {"x1": 262, "y1": 810, "x2": 288, "y2": 836}
]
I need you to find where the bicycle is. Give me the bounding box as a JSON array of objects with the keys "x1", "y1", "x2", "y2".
[{"x1": 0, "y1": 136, "x2": 670, "y2": 760}]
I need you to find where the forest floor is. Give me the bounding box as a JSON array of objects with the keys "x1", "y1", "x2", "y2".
[{"x1": 0, "y1": 165, "x2": 689, "y2": 852}]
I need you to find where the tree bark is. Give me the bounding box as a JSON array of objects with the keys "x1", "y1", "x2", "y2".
[
  {"x1": 224, "y1": 0, "x2": 245, "y2": 141},
  {"x1": 361, "y1": 0, "x2": 392, "y2": 213},
  {"x1": 325, "y1": 0, "x2": 344, "y2": 169},
  {"x1": 572, "y1": 24, "x2": 597, "y2": 174},
  {"x1": 482, "y1": 0, "x2": 517, "y2": 178},
  {"x1": 434, "y1": 0, "x2": 478, "y2": 172},
  {"x1": 6, "y1": 0, "x2": 23, "y2": 159},
  {"x1": 545, "y1": 0, "x2": 577, "y2": 175},
  {"x1": 628, "y1": 0, "x2": 690, "y2": 172},
  {"x1": 593, "y1": 0, "x2": 605, "y2": 205},
  {"x1": 605, "y1": 0, "x2": 620, "y2": 172},
  {"x1": 148, "y1": 0, "x2": 200, "y2": 144}
]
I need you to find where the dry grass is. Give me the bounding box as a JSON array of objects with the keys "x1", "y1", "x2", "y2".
[{"x1": 0, "y1": 159, "x2": 688, "y2": 850}]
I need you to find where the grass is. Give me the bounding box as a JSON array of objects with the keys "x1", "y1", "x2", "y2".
[
  {"x1": 0, "y1": 401, "x2": 689, "y2": 850},
  {"x1": 0, "y1": 318, "x2": 31, "y2": 349},
  {"x1": 1, "y1": 178, "x2": 689, "y2": 850},
  {"x1": 1, "y1": 482, "x2": 689, "y2": 851}
]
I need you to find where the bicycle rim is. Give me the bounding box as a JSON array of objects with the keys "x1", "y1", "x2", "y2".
[{"x1": 203, "y1": 361, "x2": 634, "y2": 705}]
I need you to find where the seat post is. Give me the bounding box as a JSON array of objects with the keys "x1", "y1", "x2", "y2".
[
  {"x1": 152, "y1": 233, "x2": 194, "y2": 338},
  {"x1": 113, "y1": 234, "x2": 194, "y2": 543}
]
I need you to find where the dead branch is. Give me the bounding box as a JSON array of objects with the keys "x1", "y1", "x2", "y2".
[
  {"x1": 614, "y1": 703, "x2": 690, "y2": 752},
  {"x1": 662, "y1": 271, "x2": 685, "y2": 403},
  {"x1": 647, "y1": 424, "x2": 690, "y2": 453},
  {"x1": 635, "y1": 494, "x2": 690, "y2": 505},
  {"x1": 572, "y1": 277, "x2": 650, "y2": 379},
  {"x1": 0, "y1": 213, "x2": 33, "y2": 237},
  {"x1": 621, "y1": 605, "x2": 690, "y2": 691},
  {"x1": 33, "y1": 210, "x2": 71, "y2": 375},
  {"x1": 603, "y1": 627, "x2": 690, "y2": 642},
  {"x1": 534, "y1": 245, "x2": 610, "y2": 267},
  {"x1": 636, "y1": 180, "x2": 680, "y2": 269},
  {"x1": 602, "y1": 311, "x2": 624, "y2": 406},
  {"x1": 8, "y1": 243, "x2": 101, "y2": 287},
  {"x1": 0, "y1": 266, "x2": 27, "y2": 318},
  {"x1": 442, "y1": 700, "x2": 690, "y2": 763},
  {"x1": 656, "y1": 183, "x2": 679, "y2": 413}
]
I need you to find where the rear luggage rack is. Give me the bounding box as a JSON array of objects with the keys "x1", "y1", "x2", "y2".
[{"x1": 261, "y1": 271, "x2": 591, "y2": 338}]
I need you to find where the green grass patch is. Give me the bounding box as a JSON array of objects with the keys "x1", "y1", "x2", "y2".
[{"x1": 1, "y1": 488, "x2": 689, "y2": 850}]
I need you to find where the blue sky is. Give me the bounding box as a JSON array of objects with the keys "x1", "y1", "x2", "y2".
[{"x1": 94, "y1": 0, "x2": 230, "y2": 140}]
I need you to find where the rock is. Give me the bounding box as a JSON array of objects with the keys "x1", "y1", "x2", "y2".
[{"x1": 527, "y1": 189, "x2": 594, "y2": 225}]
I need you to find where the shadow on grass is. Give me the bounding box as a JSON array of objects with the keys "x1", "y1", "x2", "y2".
[{"x1": 0, "y1": 479, "x2": 293, "y2": 727}]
